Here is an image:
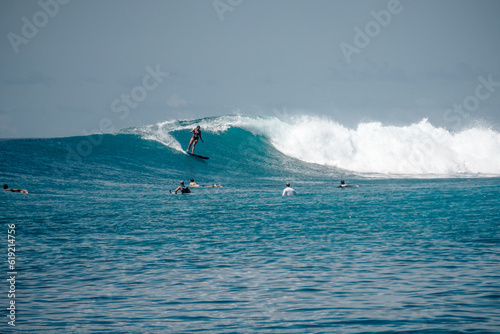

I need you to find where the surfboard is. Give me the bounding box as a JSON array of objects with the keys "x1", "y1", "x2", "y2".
[
  {"x1": 187, "y1": 152, "x2": 209, "y2": 160},
  {"x1": 169, "y1": 190, "x2": 191, "y2": 194}
]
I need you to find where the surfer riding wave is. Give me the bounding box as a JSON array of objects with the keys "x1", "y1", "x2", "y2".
[{"x1": 187, "y1": 125, "x2": 203, "y2": 153}]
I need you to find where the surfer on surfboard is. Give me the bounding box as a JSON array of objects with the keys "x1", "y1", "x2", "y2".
[
  {"x1": 172, "y1": 181, "x2": 191, "y2": 194},
  {"x1": 3, "y1": 184, "x2": 28, "y2": 193},
  {"x1": 338, "y1": 180, "x2": 359, "y2": 188},
  {"x1": 187, "y1": 125, "x2": 203, "y2": 153}
]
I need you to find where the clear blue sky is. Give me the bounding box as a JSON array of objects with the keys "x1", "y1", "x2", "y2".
[{"x1": 1, "y1": 0, "x2": 499, "y2": 138}]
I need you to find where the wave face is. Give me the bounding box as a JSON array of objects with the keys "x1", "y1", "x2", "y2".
[
  {"x1": 3, "y1": 115, "x2": 499, "y2": 183},
  {"x1": 128, "y1": 115, "x2": 500, "y2": 177}
]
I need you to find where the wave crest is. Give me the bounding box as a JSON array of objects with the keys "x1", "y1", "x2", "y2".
[{"x1": 128, "y1": 115, "x2": 500, "y2": 176}]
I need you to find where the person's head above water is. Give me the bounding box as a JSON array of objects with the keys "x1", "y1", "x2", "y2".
[
  {"x1": 3, "y1": 184, "x2": 8, "y2": 190},
  {"x1": 340, "y1": 180, "x2": 345, "y2": 185},
  {"x1": 190, "y1": 178, "x2": 195, "y2": 182},
  {"x1": 180, "y1": 181, "x2": 185, "y2": 185},
  {"x1": 286, "y1": 182, "x2": 291, "y2": 187}
]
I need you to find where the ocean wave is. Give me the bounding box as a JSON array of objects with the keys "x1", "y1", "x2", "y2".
[{"x1": 127, "y1": 115, "x2": 500, "y2": 177}]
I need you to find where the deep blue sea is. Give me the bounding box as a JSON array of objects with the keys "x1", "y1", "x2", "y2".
[{"x1": 1, "y1": 115, "x2": 500, "y2": 333}]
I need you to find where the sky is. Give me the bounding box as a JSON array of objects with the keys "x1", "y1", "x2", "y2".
[{"x1": 1, "y1": 0, "x2": 499, "y2": 138}]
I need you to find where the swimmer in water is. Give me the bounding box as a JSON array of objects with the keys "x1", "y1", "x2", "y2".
[
  {"x1": 3, "y1": 184, "x2": 28, "y2": 193},
  {"x1": 338, "y1": 180, "x2": 359, "y2": 188},
  {"x1": 282, "y1": 182, "x2": 297, "y2": 196}
]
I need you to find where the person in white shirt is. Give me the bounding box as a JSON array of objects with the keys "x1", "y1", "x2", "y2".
[
  {"x1": 282, "y1": 182, "x2": 297, "y2": 196},
  {"x1": 189, "y1": 178, "x2": 200, "y2": 187}
]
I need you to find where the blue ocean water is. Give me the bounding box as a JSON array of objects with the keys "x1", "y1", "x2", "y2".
[{"x1": 1, "y1": 115, "x2": 500, "y2": 333}]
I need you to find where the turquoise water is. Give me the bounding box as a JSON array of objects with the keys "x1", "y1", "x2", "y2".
[{"x1": 1, "y1": 116, "x2": 500, "y2": 333}]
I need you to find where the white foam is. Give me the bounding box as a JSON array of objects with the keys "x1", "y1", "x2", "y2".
[
  {"x1": 254, "y1": 116, "x2": 500, "y2": 176},
  {"x1": 128, "y1": 121, "x2": 185, "y2": 153}
]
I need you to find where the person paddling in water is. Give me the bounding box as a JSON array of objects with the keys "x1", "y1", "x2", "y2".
[
  {"x1": 3, "y1": 184, "x2": 28, "y2": 193},
  {"x1": 338, "y1": 180, "x2": 359, "y2": 188},
  {"x1": 187, "y1": 125, "x2": 203, "y2": 153},
  {"x1": 173, "y1": 181, "x2": 191, "y2": 194}
]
